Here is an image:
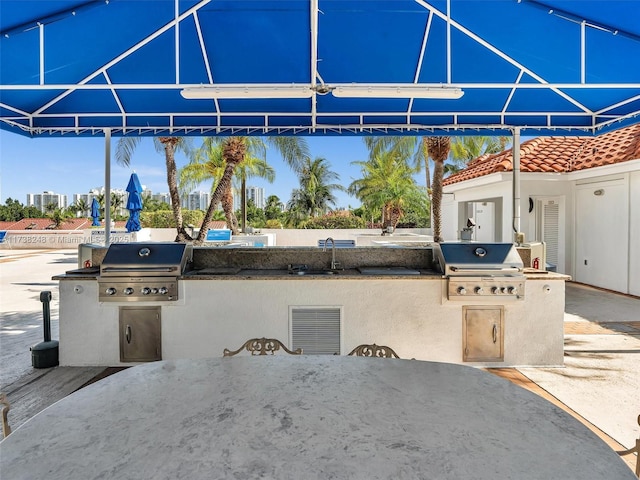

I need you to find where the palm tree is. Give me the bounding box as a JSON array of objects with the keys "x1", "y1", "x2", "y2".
[
  {"x1": 110, "y1": 192, "x2": 124, "y2": 219},
  {"x1": 287, "y1": 157, "x2": 343, "y2": 221},
  {"x1": 235, "y1": 152, "x2": 275, "y2": 232},
  {"x1": 142, "y1": 196, "x2": 169, "y2": 212},
  {"x1": 182, "y1": 138, "x2": 281, "y2": 234},
  {"x1": 71, "y1": 198, "x2": 90, "y2": 218},
  {"x1": 180, "y1": 140, "x2": 232, "y2": 228},
  {"x1": 349, "y1": 150, "x2": 419, "y2": 231},
  {"x1": 364, "y1": 136, "x2": 431, "y2": 191},
  {"x1": 195, "y1": 138, "x2": 246, "y2": 243},
  {"x1": 116, "y1": 136, "x2": 193, "y2": 241},
  {"x1": 447, "y1": 136, "x2": 509, "y2": 175},
  {"x1": 44, "y1": 202, "x2": 57, "y2": 214},
  {"x1": 425, "y1": 136, "x2": 451, "y2": 243},
  {"x1": 264, "y1": 195, "x2": 284, "y2": 221},
  {"x1": 200, "y1": 136, "x2": 309, "y2": 233},
  {"x1": 47, "y1": 207, "x2": 69, "y2": 229}
]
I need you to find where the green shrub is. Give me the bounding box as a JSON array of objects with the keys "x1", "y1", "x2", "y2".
[
  {"x1": 264, "y1": 219, "x2": 282, "y2": 229},
  {"x1": 304, "y1": 215, "x2": 366, "y2": 229},
  {"x1": 140, "y1": 210, "x2": 205, "y2": 228},
  {"x1": 182, "y1": 210, "x2": 205, "y2": 227}
]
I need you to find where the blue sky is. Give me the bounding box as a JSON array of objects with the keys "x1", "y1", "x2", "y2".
[{"x1": 0, "y1": 131, "x2": 386, "y2": 210}]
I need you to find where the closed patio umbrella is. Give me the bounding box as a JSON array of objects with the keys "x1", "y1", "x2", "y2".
[
  {"x1": 125, "y1": 172, "x2": 143, "y2": 233},
  {"x1": 90, "y1": 198, "x2": 101, "y2": 227}
]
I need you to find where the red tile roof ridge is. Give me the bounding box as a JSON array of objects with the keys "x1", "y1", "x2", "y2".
[{"x1": 443, "y1": 124, "x2": 640, "y2": 186}]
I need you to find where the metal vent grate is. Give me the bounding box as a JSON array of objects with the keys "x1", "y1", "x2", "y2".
[{"x1": 291, "y1": 307, "x2": 341, "y2": 355}]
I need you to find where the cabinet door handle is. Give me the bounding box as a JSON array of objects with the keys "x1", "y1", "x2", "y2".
[
  {"x1": 125, "y1": 325, "x2": 132, "y2": 344},
  {"x1": 492, "y1": 324, "x2": 497, "y2": 343}
]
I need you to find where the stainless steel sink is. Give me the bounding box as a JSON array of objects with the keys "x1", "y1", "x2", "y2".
[
  {"x1": 290, "y1": 270, "x2": 338, "y2": 275},
  {"x1": 357, "y1": 267, "x2": 421, "y2": 275}
]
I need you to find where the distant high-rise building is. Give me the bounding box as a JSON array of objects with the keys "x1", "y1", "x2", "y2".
[
  {"x1": 72, "y1": 187, "x2": 128, "y2": 217},
  {"x1": 233, "y1": 186, "x2": 265, "y2": 210},
  {"x1": 150, "y1": 192, "x2": 171, "y2": 206},
  {"x1": 182, "y1": 191, "x2": 210, "y2": 210},
  {"x1": 27, "y1": 191, "x2": 68, "y2": 213},
  {"x1": 247, "y1": 186, "x2": 265, "y2": 209}
]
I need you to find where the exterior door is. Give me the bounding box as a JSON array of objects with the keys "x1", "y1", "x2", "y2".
[
  {"x1": 574, "y1": 179, "x2": 628, "y2": 293},
  {"x1": 472, "y1": 202, "x2": 495, "y2": 242}
]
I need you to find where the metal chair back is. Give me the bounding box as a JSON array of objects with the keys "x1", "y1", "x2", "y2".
[
  {"x1": 348, "y1": 343, "x2": 400, "y2": 358},
  {"x1": 223, "y1": 338, "x2": 302, "y2": 357},
  {"x1": 617, "y1": 414, "x2": 640, "y2": 477},
  {"x1": 0, "y1": 393, "x2": 11, "y2": 438}
]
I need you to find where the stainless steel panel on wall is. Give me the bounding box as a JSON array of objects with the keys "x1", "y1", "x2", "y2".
[
  {"x1": 462, "y1": 306, "x2": 504, "y2": 362},
  {"x1": 119, "y1": 306, "x2": 161, "y2": 362}
]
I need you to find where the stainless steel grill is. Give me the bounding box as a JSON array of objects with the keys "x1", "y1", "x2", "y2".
[
  {"x1": 432, "y1": 243, "x2": 525, "y2": 301},
  {"x1": 99, "y1": 243, "x2": 192, "y2": 302}
]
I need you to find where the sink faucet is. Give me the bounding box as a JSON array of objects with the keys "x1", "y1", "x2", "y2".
[{"x1": 323, "y1": 237, "x2": 340, "y2": 270}]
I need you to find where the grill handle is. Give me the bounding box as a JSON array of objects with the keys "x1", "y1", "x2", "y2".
[
  {"x1": 449, "y1": 266, "x2": 521, "y2": 272},
  {"x1": 102, "y1": 267, "x2": 177, "y2": 273}
]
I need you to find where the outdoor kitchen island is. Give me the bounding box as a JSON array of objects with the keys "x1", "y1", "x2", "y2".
[{"x1": 55, "y1": 243, "x2": 569, "y2": 367}]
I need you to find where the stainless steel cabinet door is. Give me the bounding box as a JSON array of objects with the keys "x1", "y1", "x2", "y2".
[
  {"x1": 119, "y1": 306, "x2": 161, "y2": 362},
  {"x1": 462, "y1": 306, "x2": 504, "y2": 362}
]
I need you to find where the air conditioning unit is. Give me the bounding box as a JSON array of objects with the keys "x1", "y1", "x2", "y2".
[{"x1": 516, "y1": 242, "x2": 546, "y2": 270}]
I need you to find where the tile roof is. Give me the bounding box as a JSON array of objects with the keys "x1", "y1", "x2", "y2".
[
  {"x1": 0, "y1": 218, "x2": 125, "y2": 231},
  {"x1": 443, "y1": 124, "x2": 640, "y2": 186}
]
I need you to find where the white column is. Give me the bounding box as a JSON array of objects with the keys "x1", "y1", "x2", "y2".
[
  {"x1": 104, "y1": 128, "x2": 112, "y2": 247},
  {"x1": 512, "y1": 128, "x2": 523, "y2": 244}
]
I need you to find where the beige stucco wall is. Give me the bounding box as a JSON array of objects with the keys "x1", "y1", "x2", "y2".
[{"x1": 59, "y1": 275, "x2": 565, "y2": 368}]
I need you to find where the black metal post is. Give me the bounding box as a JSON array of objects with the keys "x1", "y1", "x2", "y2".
[
  {"x1": 31, "y1": 290, "x2": 58, "y2": 368},
  {"x1": 40, "y1": 291, "x2": 52, "y2": 342}
]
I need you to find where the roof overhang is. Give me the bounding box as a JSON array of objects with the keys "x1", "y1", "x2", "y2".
[{"x1": 1, "y1": 0, "x2": 639, "y2": 138}]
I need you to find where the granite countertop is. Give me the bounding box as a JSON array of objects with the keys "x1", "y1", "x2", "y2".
[
  {"x1": 53, "y1": 268, "x2": 443, "y2": 281},
  {"x1": 523, "y1": 268, "x2": 572, "y2": 280},
  {"x1": 54, "y1": 267, "x2": 569, "y2": 281},
  {"x1": 181, "y1": 267, "x2": 443, "y2": 279},
  {"x1": 53, "y1": 267, "x2": 100, "y2": 280}
]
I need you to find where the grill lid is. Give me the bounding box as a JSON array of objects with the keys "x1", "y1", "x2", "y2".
[
  {"x1": 433, "y1": 243, "x2": 524, "y2": 276},
  {"x1": 100, "y1": 243, "x2": 191, "y2": 277}
]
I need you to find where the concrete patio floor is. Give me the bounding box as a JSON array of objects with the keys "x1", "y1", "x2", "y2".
[{"x1": 1, "y1": 248, "x2": 638, "y2": 473}]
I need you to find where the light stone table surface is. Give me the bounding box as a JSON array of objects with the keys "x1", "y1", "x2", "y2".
[{"x1": 0, "y1": 356, "x2": 633, "y2": 480}]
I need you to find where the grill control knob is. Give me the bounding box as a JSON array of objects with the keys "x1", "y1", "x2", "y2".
[
  {"x1": 457, "y1": 286, "x2": 467, "y2": 295},
  {"x1": 151, "y1": 288, "x2": 159, "y2": 294},
  {"x1": 491, "y1": 287, "x2": 500, "y2": 295},
  {"x1": 141, "y1": 287, "x2": 151, "y2": 295},
  {"x1": 159, "y1": 287, "x2": 168, "y2": 295},
  {"x1": 105, "y1": 287, "x2": 117, "y2": 296},
  {"x1": 123, "y1": 287, "x2": 134, "y2": 295},
  {"x1": 508, "y1": 286, "x2": 518, "y2": 295},
  {"x1": 474, "y1": 286, "x2": 484, "y2": 295}
]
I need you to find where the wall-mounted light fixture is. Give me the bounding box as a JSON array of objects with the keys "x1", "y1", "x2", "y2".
[
  {"x1": 594, "y1": 189, "x2": 605, "y2": 196},
  {"x1": 180, "y1": 84, "x2": 464, "y2": 100}
]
